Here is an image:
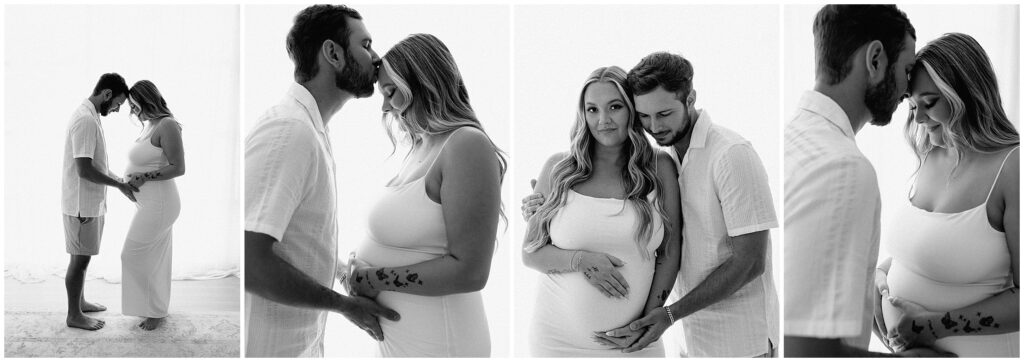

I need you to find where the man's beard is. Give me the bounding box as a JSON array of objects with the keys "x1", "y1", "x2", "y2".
[
  {"x1": 655, "y1": 128, "x2": 685, "y2": 147},
  {"x1": 98, "y1": 98, "x2": 112, "y2": 116},
  {"x1": 335, "y1": 49, "x2": 375, "y2": 98},
  {"x1": 651, "y1": 105, "x2": 691, "y2": 146},
  {"x1": 865, "y1": 65, "x2": 900, "y2": 127}
]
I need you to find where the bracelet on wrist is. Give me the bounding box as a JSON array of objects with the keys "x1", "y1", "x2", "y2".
[
  {"x1": 664, "y1": 306, "x2": 675, "y2": 324},
  {"x1": 570, "y1": 250, "x2": 583, "y2": 272}
]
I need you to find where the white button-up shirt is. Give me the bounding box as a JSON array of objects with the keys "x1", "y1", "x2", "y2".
[
  {"x1": 784, "y1": 90, "x2": 881, "y2": 349},
  {"x1": 62, "y1": 100, "x2": 115, "y2": 217},
  {"x1": 244, "y1": 83, "x2": 339, "y2": 357},
  {"x1": 670, "y1": 110, "x2": 780, "y2": 357}
]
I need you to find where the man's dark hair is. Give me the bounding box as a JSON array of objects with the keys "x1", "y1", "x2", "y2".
[
  {"x1": 92, "y1": 73, "x2": 129, "y2": 98},
  {"x1": 286, "y1": 4, "x2": 362, "y2": 83},
  {"x1": 813, "y1": 5, "x2": 916, "y2": 85},
  {"x1": 627, "y1": 52, "x2": 694, "y2": 101}
]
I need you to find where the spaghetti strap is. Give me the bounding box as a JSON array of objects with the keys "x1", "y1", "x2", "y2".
[
  {"x1": 908, "y1": 152, "x2": 931, "y2": 200},
  {"x1": 424, "y1": 127, "x2": 468, "y2": 175},
  {"x1": 983, "y1": 146, "x2": 1019, "y2": 203}
]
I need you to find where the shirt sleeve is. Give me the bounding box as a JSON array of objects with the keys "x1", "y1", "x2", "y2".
[
  {"x1": 713, "y1": 142, "x2": 779, "y2": 237},
  {"x1": 244, "y1": 119, "x2": 316, "y2": 242},
  {"x1": 69, "y1": 117, "x2": 98, "y2": 159},
  {"x1": 784, "y1": 154, "x2": 881, "y2": 339}
]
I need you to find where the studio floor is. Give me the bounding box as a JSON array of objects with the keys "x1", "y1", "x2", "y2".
[{"x1": 4, "y1": 276, "x2": 239, "y2": 357}]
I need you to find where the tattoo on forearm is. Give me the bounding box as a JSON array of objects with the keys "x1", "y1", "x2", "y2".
[
  {"x1": 365, "y1": 268, "x2": 423, "y2": 289},
  {"x1": 406, "y1": 271, "x2": 421, "y2": 284},
  {"x1": 544, "y1": 268, "x2": 573, "y2": 274},
  {"x1": 932, "y1": 312, "x2": 1001, "y2": 335},
  {"x1": 911, "y1": 320, "x2": 924, "y2": 334},
  {"x1": 940, "y1": 312, "x2": 958, "y2": 329},
  {"x1": 656, "y1": 290, "x2": 669, "y2": 302}
]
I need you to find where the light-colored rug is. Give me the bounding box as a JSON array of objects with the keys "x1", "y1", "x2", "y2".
[{"x1": 5, "y1": 311, "x2": 239, "y2": 357}]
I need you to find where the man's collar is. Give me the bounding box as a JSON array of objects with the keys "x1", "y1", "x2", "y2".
[
  {"x1": 687, "y1": 109, "x2": 712, "y2": 150},
  {"x1": 82, "y1": 99, "x2": 99, "y2": 120},
  {"x1": 798, "y1": 90, "x2": 855, "y2": 140},
  {"x1": 288, "y1": 82, "x2": 327, "y2": 134}
]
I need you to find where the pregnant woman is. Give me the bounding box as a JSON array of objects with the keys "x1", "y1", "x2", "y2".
[
  {"x1": 874, "y1": 33, "x2": 1019, "y2": 357},
  {"x1": 522, "y1": 66, "x2": 682, "y2": 357},
  {"x1": 345, "y1": 34, "x2": 506, "y2": 357},
  {"x1": 122, "y1": 80, "x2": 185, "y2": 331}
]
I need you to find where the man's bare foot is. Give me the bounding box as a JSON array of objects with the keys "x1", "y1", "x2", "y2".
[
  {"x1": 139, "y1": 317, "x2": 165, "y2": 331},
  {"x1": 81, "y1": 300, "x2": 107, "y2": 313},
  {"x1": 67, "y1": 314, "x2": 105, "y2": 330}
]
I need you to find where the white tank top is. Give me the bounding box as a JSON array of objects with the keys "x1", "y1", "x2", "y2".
[
  {"x1": 126, "y1": 122, "x2": 170, "y2": 174},
  {"x1": 359, "y1": 129, "x2": 463, "y2": 267},
  {"x1": 883, "y1": 146, "x2": 1018, "y2": 356}
]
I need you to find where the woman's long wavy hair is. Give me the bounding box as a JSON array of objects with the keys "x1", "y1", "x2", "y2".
[
  {"x1": 904, "y1": 33, "x2": 1019, "y2": 172},
  {"x1": 129, "y1": 80, "x2": 173, "y2": 126},
  {"x1": 523, "y1": 66, "x2": 668, "y2": 259},
  {"x1": 381, "y1": 33, "x2": 508, "y2": 224}
]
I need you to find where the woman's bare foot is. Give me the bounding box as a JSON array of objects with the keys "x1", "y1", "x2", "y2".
[
  {"x1": 139, "y1": 317, "x2": 165, "y2": 331},
  {"x1": 81, "y1": 300, "x2": 107, "y2": 313},
  {"x1": 67, "y1": 314, "x2": 105, "y2": 330}
]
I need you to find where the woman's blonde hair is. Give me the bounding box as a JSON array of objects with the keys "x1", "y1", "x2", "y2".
[
  {"x1": 129, "y1": 80, "x2": 173, "y2": 124},
  {"x1": 904, "y1": 33, "x2": 1019, "y2": 170},
  {"x1": 523, "y1": 66, "x2": 667, "y2": 259},
  {"x1": 381, "y1": 33, "x2": 508, "y2": 224}
]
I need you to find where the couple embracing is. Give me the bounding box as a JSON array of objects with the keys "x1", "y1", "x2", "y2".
[
  {"x1": 244, "y1": 4, "x2": 505, "y2": 358},
  {"x1": 520, "y1": 53, "x2": 779, "y2": 357},
  {"x1": 785, "y1": 5, "x2": 1019, "y2": 357},
  {"x1": 62, "y1": 73, "x2": 185, "y2": 332}
]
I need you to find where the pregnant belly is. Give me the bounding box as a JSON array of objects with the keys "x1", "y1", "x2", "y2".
[
  {"x1": 882, "y1": 262, "x2": 1016, "y2": 356},
  {"x1": 532, "y1": 263, "x2": 654, "y2": 348},
  {"x1": 353, "y1": 238, "x2": 489, "y2": 356},
  {"x1": 375, "y1": 291, "x2": 489, "y2": 357},
  {"x1": 886, "y1": 262, "x2": 1003, "y2": 314},
  {"x1": 355, "y1": 237, "x2": 442, "y2": 268}
]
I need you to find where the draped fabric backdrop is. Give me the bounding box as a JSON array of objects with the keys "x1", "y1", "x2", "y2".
[
  {"x1": 513, "y1": 5, "x2": 782, "y2": 357},
  {"x1": 244, "y1": 5, "x2": 512, "y2": 357},
  {"x1": 783, "y1": 4, "x2": 1020, "y2": 352},
  {"x1": 4, "y1": 5, "x2": 241, "y2": 282}
]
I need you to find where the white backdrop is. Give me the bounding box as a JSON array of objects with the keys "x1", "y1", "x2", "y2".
[
  {"x1": 243, "y1": 4, "x2": 512, "y2": 357},
  {"x1": 4, "y1": 5, "x2": 241, "y2": 282},
  {"x1": 513, "y1": 5, "x2": 782, "y2": 357},
  {"x1": 782, "y1": 4, "x2": 1020, "y2": 352}
]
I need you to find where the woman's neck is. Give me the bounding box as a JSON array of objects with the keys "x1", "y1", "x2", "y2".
[
  {"x1": 415, "y1": 132, "x2": 447, "y2": 150},
  {"x1": 593, "y1": 142, "x2": 626, "y2": 168}
]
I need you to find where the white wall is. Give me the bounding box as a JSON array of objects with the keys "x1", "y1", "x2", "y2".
[
  {"x1": 782, "y1": 4, "x2": 1020, "y2": 352},
  {"x1": 3, "y1": 5, "x2": 241, "y2": 282},
  {"x1": 244, "y1": 4, "x2": 512, "y2": 357},
  {"x1": 513, "y1": 5, "x2": 782, "y2": 357}
]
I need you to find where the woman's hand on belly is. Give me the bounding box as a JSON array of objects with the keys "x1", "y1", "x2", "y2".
[
  {"x1": 886, "y1": 296, "x2": 941, "y2": 352},
  {"x1": 578, "y1": 251, "x2": 630, "y2": 299},
  {"x1": 349, "y1": 263, "x2": 381, "y2": 299},
  {"x1": 592, "y1": 327, "x2": 642, "y2": 349},
  {"x1": 872, "y1": 269, "x2": 891, "y2": 350},
  {"x1": 126, "y1": 172, "x2": 148, "y2": 189}
]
